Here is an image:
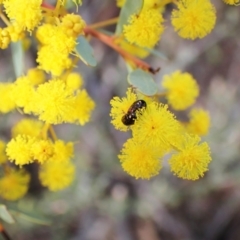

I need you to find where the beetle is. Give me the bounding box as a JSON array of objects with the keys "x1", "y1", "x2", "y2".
[{"x1": 122, "y1": 100, "x2": 147, "y2": 126}]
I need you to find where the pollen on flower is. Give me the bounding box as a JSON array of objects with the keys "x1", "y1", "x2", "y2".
[
  {"x1": 169, "y1": 134, "x2": 212, "y2": 180},
  {"x1": 186, "y1": 108, "x2": 211, "y2": 136},
  {"x1": 39, "y1": 160, "x2": 75, "y2": 191},
  {"x1": 118, "y1": 138, "x2": 163, "y2": 179},
  {"x1": 27, "y1": 68, "x2": 46, "y2": 86},
  {"x1": 0, "y1": 82, "x2": 16, "y2": 113},
  {"x1": 11, "y1": 76, "x2": 36, "y2": 113},
  {"x1": 66, "y1": 72, "x2": 83, "y2": 91},
  {"x1": 31, "y1": 139, "x2": 54, "y2": 164},
  {"x1": 36, "y1": 24, "x2": 76, "y2": 76},
  {"x1": 12, "y1": 118, "x2": 43, "y2": 138},
  {"x1": 6, "y1": 23, "x2": 24, "y2": 42},
  {"x1": 132, "y1": 102, "x2": 181, "y2": 152},
  {"x1": 51, "y1": 140, "x2": 74, "y2": 162},
  {"x1": 110, "y1": 88, "x2": 138, "y2": 131},
  {"x1": 33, "y1": 79, "x2": 76, "y2": 124},
  {"x1": 171, "y1": 0, "x2": 216, "y2": 39},
  {"x1": 0, "y1": 169, "x2": 30, "y2": 201},
  {"x1": 0, "y1": 28, "x2": 11, "y2": 49},
  {"x1": 72, "y1": 90, "x2": 95, "y2": 125},
  {"x1": 162, "y1": 71, "x2": 199, "y2": 110},
  {"x1": 123, "y1": 9, "x2": 164, "y2": 48},
  {"x1": 37, "y1": 46, "x2": 73, "y2": 76},
  {"x1": 6, "y1": 135, "x2": 36, "y2": 166},
  {"x1": 3, "y1": 0, "x2": 43, "y2": 31}
]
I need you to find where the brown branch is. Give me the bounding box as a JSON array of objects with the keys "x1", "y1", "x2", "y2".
[
  {"x1": 0, "y1": 224, "x2": 12, "y2": 240},
  {"x1": 84, "y1": 27, "x2": 160, "y2": 74}
]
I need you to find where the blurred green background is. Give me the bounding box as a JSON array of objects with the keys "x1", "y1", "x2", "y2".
[{"x1": 1, "y1": 0, "x2": 240, "y2": 239}]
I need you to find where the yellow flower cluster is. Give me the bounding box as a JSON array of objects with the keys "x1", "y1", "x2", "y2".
[
  {"x1": 0, "y1": 70, "x2": 94, "y2": 198},
  {"x1": 0, "y1": 71, "x2": 95, "y2": 125},
  {"x1": 0, "y1": 1, "x2": 95, "y2": 201},
  {"x1": 4, "y1": 118, "x2": 76, "y2": 192},
  {"x1": 120, "y1": 0, "x2": 219, "y2": 51},
  {"x1": 110, "y1": 70, "x2": 211, "y2": 180}
]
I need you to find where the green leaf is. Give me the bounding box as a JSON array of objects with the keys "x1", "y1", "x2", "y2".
[
  {"x1": 76, "y1": 36, "x2": 97, "y2": 67},
  {"x1": 10, "y1": 209, "x2": 51, "y2": 225},
  {"x1": 0, "y1": 205, "x2": 15, "y2": 224},
  {"x1": 115, "y1": 0, "x2": 143, "y2": 35},
  {"x1": 11, "y1": 41, "x2": 24, "y2": 77},
  {"x1": 128, "y1": 69, "x2": 158, "y2": 96}
]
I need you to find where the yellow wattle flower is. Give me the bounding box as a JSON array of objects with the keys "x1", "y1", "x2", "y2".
[
  {"x1": 119, "y1": 138, "x2": 163, "y2": 179},
  {"x1": 169, "y1": 134, "x2": 212, "y2": 180},
  {"x1": 6, "y1": 135, "x2": 36, "y2": 166},
  {"x1": 11, "y1": 118, "x2": 43, "y2": 138},
  {"x1": 39, "y1": 160, "x2": 75, "y2": 191},
  {"x1": 186, "y1": 108, "x2": 210, "y2": 136},
  {"x1": 123, "y1": 9, "x2": 164, "y2": 48},
  {"x1": 0, "y1": 169, "x2": 30, "y2": 201},
  {"x1": 171, "y1": 0, "x2": 216, "y2": 39},
  {"x1": 3, "y1": 0, "x2": 43, "y2": 31},
  {"x1": 162, "y1": 71, "x2": 199, "y2": 110}
]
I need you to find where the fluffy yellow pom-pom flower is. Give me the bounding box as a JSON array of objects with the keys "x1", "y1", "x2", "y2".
[
  {"x1": 0, "y1": 82, "x2": 16, "y2": 113},
  {"x1": 124, "y1": 9, "x2": 164, "y2": 48},
  {"x1": 37, "y1": 46, "x2": 73, "y2": 76},
  {"x1": 11, "y1": 76, "x2": 36, "y2": 113},
  {"x1": 3, "y1": 0, "x2": 43, "y2": 31},
  {"x1": 162, "y1": 71, "x2": 199, "y2": 110},
  {"x1": 186, "y1": 108, "x2": 210, "y2": 136},
  {"x1": 39, "y1": 160, "x2": 75, "y2": 191},
  {"x1": 6, "y1": 135, "x2": 35, "y2": 166},
  {"x1": 171, "y1": 0, "x2": 216, "y2": 39},
  {"x1": 33, "y1": 79, "x2": 76, "y2": 124},
  {"x1": 132, "y1": 102, "x2": 181, "y2": 152},
  {"x1": 119, "y1": 138, "x2": 163, "y2": 179},
  {"x1": 27, "y1": 68, "x2": 46, "y2": 86},
  {"x1": 11, "y1": 118, "x2": 43, "y2": 138},
  {"x1": 0, "y1": 169, "x2": 30, "y2": 201},
  {"x1": 36, "y1": 24, "x2": 76, "y2": 76},
  {"x1": 31, "y1": 139, "x2": 54, "y2": 164},
  {"x1": 66, "y1": 72, "x2": 83, "y2": 91},
  {"x1": 169, "y1": 134, "x2": 212, "y2": 180},
  {"x1": 51, "y1": 140, "x2": 74, "y2": 162},
  {"x1": 71, "y1": 90, "x2": 96, "y2": 125}
]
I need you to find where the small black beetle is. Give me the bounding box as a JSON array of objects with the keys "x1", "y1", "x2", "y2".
[{"x1": 122, "y1": 100, "x2": 147, "y2": 126}]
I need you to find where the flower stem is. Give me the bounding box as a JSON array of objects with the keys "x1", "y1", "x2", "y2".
[
  {"x1": 0, "y1": 13, "x2": 11, "y2": 26},
  {"x1": 88, "y1": 17, "x2": 119, "y2": 29},
  {"x1": 84, "y1": 27, "x2": 160, "y2": 73},
  {"x1": 49, "y1": 125, "x2": 58, "y2": 141}
]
